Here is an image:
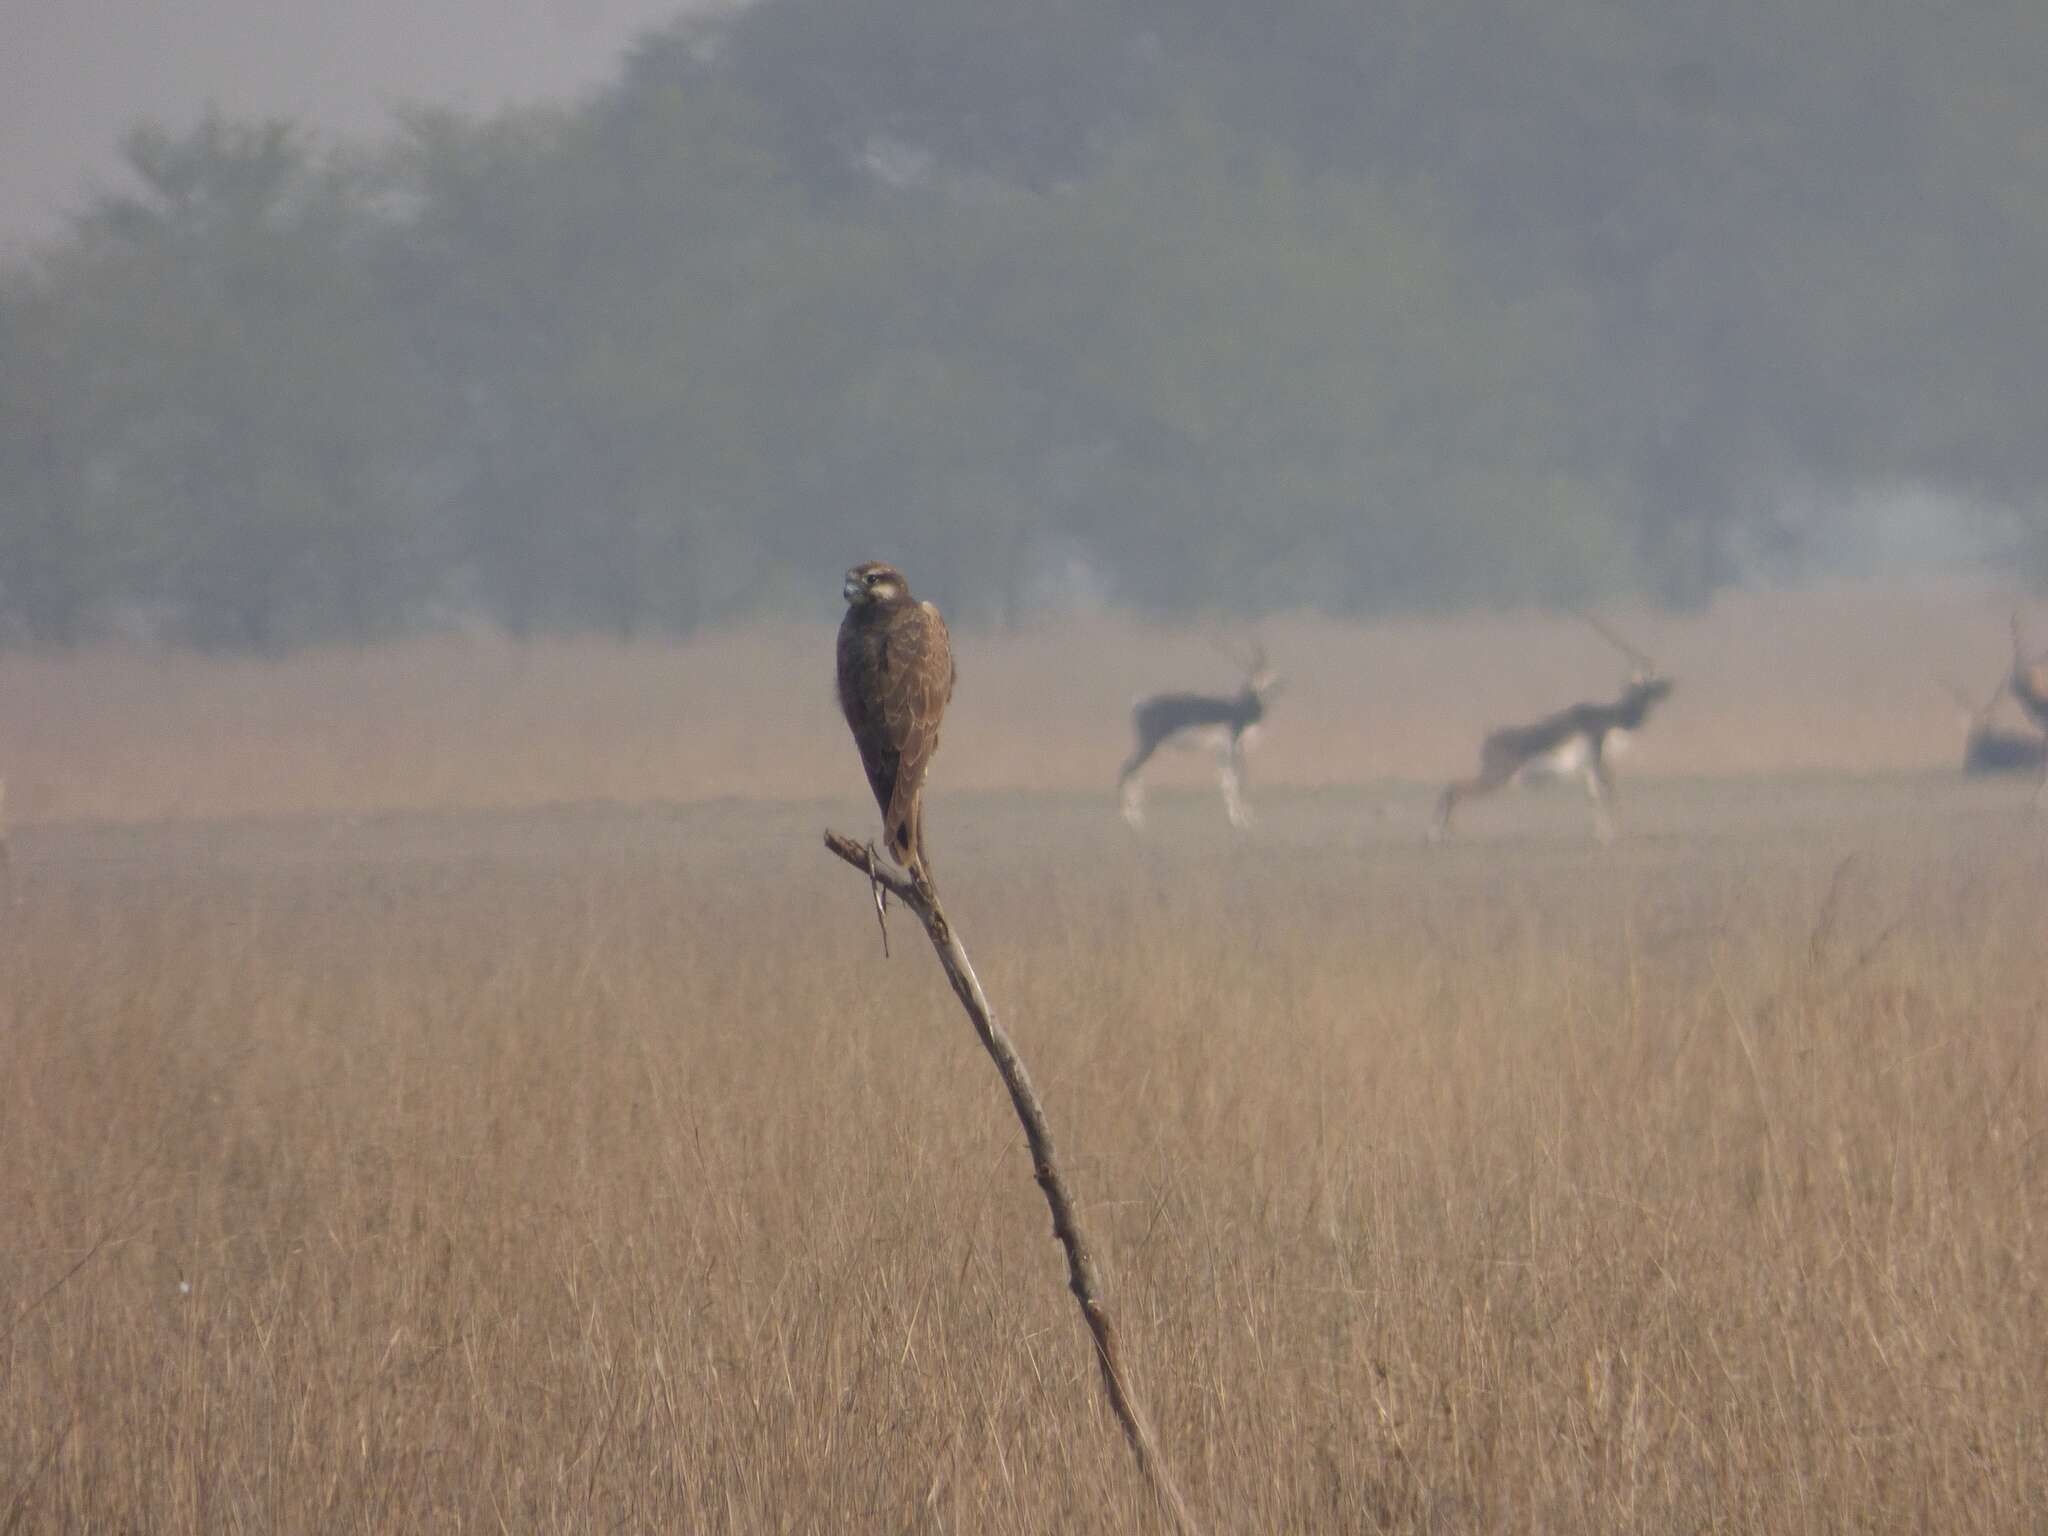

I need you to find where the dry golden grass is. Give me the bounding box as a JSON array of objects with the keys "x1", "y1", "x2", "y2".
[
  {"x1": 0, "y1": 581, "x2": 2039, "y2": 823},
  {"x1": 3, "y1": 782, "x2": 2045, "y2": 1532}
]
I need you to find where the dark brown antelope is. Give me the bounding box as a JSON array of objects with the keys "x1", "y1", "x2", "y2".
[
  {"x1": 1118, "y1": 642, "x2": 1280, "y2": 830},
  {"x1": 1942, "y1": 672, "x2": 2047, "y2": 778},
  {"x1": 1434, "y1": 615, "x2": 1673, "y2": 843},
  {"x1": 2005, "y1": 615, "x2": 2048, "y2": 801}
]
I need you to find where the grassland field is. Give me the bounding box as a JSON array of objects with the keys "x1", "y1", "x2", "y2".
[
  {"x1": 2, "y1": 585, "x2": 2046, "y2": 1531},
  {"x1": 0, "y1": 582, "x2": 2038, "y2": 824}
]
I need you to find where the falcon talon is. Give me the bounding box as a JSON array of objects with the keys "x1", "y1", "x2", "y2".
[{"x1": 864, "y1": 839, "x2": 892, "y2": 956}]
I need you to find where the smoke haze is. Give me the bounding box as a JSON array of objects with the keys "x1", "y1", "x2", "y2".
[
  {"x1": 2, "y1": 1, "x2": 2044, "y2": 646},
  {"x1": 0, "y1": 1, "x2": 700, "y2": 250}
]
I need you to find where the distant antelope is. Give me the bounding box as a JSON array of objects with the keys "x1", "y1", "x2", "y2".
[
  {"x1": 1941, "y1": 672, "x2": 2047, "y2": 777},
  {"x1": 1434, "y1": 615, "x2": 1673, "y2": 843},
  {"x1": 1119, "y1": 642, "x2": 1280, "y2": 830},
  {"x1": 2005, "y1": 615, "x2": 2048, "y2": 801}
]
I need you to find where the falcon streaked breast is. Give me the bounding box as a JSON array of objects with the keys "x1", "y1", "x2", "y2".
[{"x1": 836, "y1": 561, "x2": 955, "y2": 882}]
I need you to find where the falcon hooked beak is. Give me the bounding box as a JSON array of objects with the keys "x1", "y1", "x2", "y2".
[{"x1": 843, "y1": 562, "x2": 907, "y2": 607}]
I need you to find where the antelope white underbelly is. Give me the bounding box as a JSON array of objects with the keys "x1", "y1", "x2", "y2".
[
  {"x1": 1519, "y1": 735, "x2": 1591, "y2": 783},
  {"x1": 1166, "y1": 724, "x2": 1235, "y2": 755}
]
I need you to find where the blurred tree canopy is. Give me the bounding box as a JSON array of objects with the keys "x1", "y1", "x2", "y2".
[{"x1": 2, "y1": 0, "x2": 2044, "y2": 646}]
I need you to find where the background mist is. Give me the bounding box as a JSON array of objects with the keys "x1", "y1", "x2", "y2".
[{"x1": 3, "y1": 1, "x2": 2044, "y2": 648}]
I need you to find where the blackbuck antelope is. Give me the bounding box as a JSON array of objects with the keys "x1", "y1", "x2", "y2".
[
  {"x1": 1942, "y1": 672, "x2": 2047, "y2": 777},
  {"x1": 2005, "y1": 615, "x2": 2048, "y2": 801},
  {"x1": 1118, "y1": 643, "x2": 1280, "y2": 830},
  {"x1": 1434, "y1": 616, "x2": 1673, "y2": 843}
]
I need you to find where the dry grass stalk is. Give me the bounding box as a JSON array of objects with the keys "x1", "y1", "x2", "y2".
[
  {"x1": 824, "y1": 829, "x2": 1199, "y2": 1536},
  {"x1": 5, "y1": 793, "x2": 2045, "y2": 1529}
]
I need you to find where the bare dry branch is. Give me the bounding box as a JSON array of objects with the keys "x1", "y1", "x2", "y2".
[{"x1": 823, "y1": 829, "x2": 1199, "y2": 1536}]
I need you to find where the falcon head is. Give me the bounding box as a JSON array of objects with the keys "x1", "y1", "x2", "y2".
[{"x1": 843, "y1": 561, "x2": 910, "y2": 607}]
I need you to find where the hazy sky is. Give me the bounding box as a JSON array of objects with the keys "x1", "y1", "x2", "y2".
[{"x1": 1, "y1": 0, "x2": 712, "y2": 253}]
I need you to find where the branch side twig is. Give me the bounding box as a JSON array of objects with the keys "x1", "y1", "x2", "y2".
[{"x1": 823, "y1": 830, "x2": 1197, "y2": 1535}]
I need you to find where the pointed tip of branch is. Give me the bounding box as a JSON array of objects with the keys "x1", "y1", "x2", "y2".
[{"x1": 822, "y1": 828, "x2": 924, "y2": 907}]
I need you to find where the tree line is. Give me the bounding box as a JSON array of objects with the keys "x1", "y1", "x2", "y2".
[{"x1": 2, "y1": 0, "x2": 2044, "y2": 648}]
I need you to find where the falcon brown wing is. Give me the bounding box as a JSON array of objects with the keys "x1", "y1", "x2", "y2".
[
  {"x1": 878, "y1": 600, "x2": 954, "y2": 870},
  {"x1": 837, "y1": 615, "x2": 900, "y2": 828}
]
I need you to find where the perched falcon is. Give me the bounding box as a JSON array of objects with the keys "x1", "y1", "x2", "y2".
[{"x1": 836, "y1": 561, "x2": 956, "y2": 882}]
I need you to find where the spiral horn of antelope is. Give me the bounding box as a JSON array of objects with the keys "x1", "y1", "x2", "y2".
[
  {"x1": 1940, "y1": 672, "x2": 2008, "y2": 727},
  {"x1": 2011, "y1": 614, "x2": 2048, "y2": 673},
  {"x1": 1577, "y1": 611, "x2": 1659, "y2": 681}
]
